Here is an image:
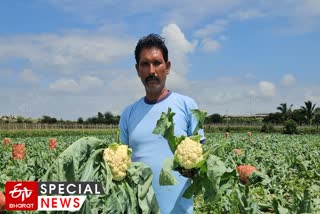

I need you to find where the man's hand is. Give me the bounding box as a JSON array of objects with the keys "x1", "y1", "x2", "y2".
[{"x1": 176, "y1": 166, "x2": 199, "y2": 178}]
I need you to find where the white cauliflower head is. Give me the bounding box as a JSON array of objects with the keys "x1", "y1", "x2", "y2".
[
  {"x1": 103, "y1": 144, "x2": 132, "y2": 181},
  {"x1": 174, "y1": 137, "x2": 203, "y2": 169}
]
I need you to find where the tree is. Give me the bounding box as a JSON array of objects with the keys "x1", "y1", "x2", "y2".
[
  {"x1": 77, "y1": 117, "x2": 84, "y2": 124},
  {"x1": 207, "y1": 113, "x2": 223, "y2": 124},
  {"x1": 40, "y1": 115, "x2": 57, "y2": 124},
  {"x1": 17, "y1": 116, "x2": 24, "y2": 123},
  {"x1": 263, "y1": 112, "x2": 283, "y2": 125},
  {"x1": 277, "y1": 103, "x2": 293, "y2": 122},
  {"x1": 283, "y1": 119, "x2": 298, "y2": 134},
  {"x1": 97, "y1": 112, "x2": 104, "y2": 124},
  {"x1": 104, "y1": 112, "x2": 114, "y2": 124},
  {"x1": 86, "y1": 116, "x2": 98, "y2": 124},
  {"x1": 314, "y1": 107, "x2": 320, "y2": 127},
  {"x1": 291, "y1": 109, "x2": 306, "y2": 125},
  {"x1": 314, "y1": 114, "x2": 320, "y2": 127},
  {"x1": 300, "y1": 101, "x2": 316, "y2": 125}
]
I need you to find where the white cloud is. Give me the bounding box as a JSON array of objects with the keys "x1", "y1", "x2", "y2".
[
  {"x1": 248, "y1": 90, "x2": 257, "y2": 97},
  {"x1": 49, "y1": 75, "x2": 103, "y2": 93},
  {"x1": 282, "y1": 74, "x2": 296, "y2": 86},
  {"x1": 162, "y1": 23, "x2": 197, "y2": 54},
  {"x1": 178, "y1": 77, "x2": 267, "y2": 115},
  {"x1": 230, "y1": 9, "x2": 266, "y2": 20},
  {"x1": 200, "y1": 38, "x2": 220, "y2": 52},
  {"x1": 2, "y1": 72, "x2": 319, "y2": 119},
  {"x1": 294, "y1": 0, "x2": 320, "y2": 18},
  {"x1": 304, "y1": 91, "x2": 320, "y2": 104},
  {"x1": 161, "y1": 23, "x2": 197, "y2": 89},
  {"x1": 1, "y1": 1, "x2": 320, "y2": 120},
  {"x1": 219, "y1": 35, "x2": 227, "y2": 41},
  {"x1": 166, "y1": 71, "x2": 188, "y2": 91},
  {"x1": 0, "y1": 33, "x2": 135, "y2": 74},
  {"x1": 46, "y1": 0, "x2": 242, "y2": 28},
  {"x1": 109, "y1": 74, "x2": 144, "y2": 101},
  {"x1": 194, "y1": 20, "x2": 228, "y2": 38},
  {"x1": 244, "y1": 73, "x2": 256, "y2": 79},
  {"x1": 259, "y1": 81, "x2": 276, "y2": 97},
  {"x1": 49, "y1": 79, "x2": 80, "y2": 93},
  {"x1": 0, "y1": 23, "x2": 202, "y2": 119},
  {"x1": 261, "y1": 0, "x2": 320, "y2": 34},
  {"x1": 79, "y1": 75, "x2": 104, "y2": 89},
  {"x1": 193, "y1": 20, "x2": 226, "y2": 53},
  {"x1": 44, "y1": 0, "x2": 320, "y2": 35},
  {"x1": 19, "y1": 69, "x2": 39, "y2": 83},
  {"x1": 182, "y1": 77, "x2": 320, "y2": 116}
]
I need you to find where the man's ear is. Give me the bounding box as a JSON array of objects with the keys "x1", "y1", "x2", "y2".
[
  {"x1": 135, "y1": 64, "x2": 140, "y2": 77},
  {"x1": 166, "y1": 61, "x2": 171, "y2": 74}
]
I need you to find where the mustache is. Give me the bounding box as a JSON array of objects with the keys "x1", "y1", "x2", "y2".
[{"x1": 145, "y1": 75, "x2": 160, "y2": 82}]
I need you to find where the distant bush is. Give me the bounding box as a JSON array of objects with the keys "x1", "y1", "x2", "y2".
[
  {"x1": 0, "y1": 129, "x2": 117, "y2": 138},
  {"x1": 204, "y1": 125, "x2": 262, "y2": 133},
  {"x1": 260, "y1": 123, "x2": 275, "y2": 133},
  {"x1": 297, "y1": 125, "x2": 320, "y2": 134},
  {"x1": 283, "y1": 119, "x2": 298, "y2": 134}
]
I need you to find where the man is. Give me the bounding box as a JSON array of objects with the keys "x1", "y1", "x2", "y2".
[{"x1": 119, "y1": 33, "x2": 204, "y2": 214}]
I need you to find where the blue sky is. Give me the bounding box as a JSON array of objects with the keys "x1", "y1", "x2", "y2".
[{"x1": 0, "y1": 0, "x2": 319, "y2": 120}]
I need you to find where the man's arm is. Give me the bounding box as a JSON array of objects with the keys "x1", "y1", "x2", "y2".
[{"x1": 119, "y1": 110, "x2": 129, "y2": 145}]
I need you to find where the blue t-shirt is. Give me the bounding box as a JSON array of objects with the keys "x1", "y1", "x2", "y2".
[{"x1": 119, "y1": 91, "x2": 204, "y2": 214}]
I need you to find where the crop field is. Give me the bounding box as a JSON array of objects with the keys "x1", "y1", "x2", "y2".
[{"x1": 1, "y1": 132, "x2": 320, "y2": 213}]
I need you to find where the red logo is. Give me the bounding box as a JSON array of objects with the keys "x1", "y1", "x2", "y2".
[{"x1": 5, "y1": 181, "x2": 38, "y2": 210}]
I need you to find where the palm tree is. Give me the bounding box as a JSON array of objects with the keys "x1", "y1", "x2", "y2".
[
  {"x1": 277, "y1": 103, "x2": 293, "y2": 121},
  {"x1": 300, "y1": 100, "x2": 316, "y2": 125}
]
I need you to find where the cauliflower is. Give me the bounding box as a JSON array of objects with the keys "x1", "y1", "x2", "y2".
[
  {"x1": 103, "y1": 144, "x2": 132, "y2": 181},
  {"x1": 236, "y1": 165, "x2": 257, "y2": 184},
  {"x1": 174, "y1": 137, "x2": 203, "y2": 169}
]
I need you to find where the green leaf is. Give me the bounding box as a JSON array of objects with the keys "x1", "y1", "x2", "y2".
[
  {"x1": 152, "y1": 107, "x2": 176, "y2": 153},
  {"x1": 206, "y1": 154, "x2": 227, "y2": 180},
  {"x1": 41, "y1": 137, "x2": 104, "y2": 181},
  {"x1": 191, "y1": 109, "x2": 207, "y2": 136},
  {"x1": 182, "y1": 176, "x2": 203, "y2": 199},
  {"x1": 108, "y1": 142, "x2": 118, "y2": 148},
  {"x1": 188, "y1": 135, "x2": 201, "y2": 143},
  {"x1": 132, "y1": 162, "x2": 160, "y2": 214},
  {"x1": 175, "y1": 135, "x2": 186, "y2": 145},
  {"x1": 40, "y1": 136, "x2": 159, "y2": 214},
  {"x1": 80, "y1": 148, "x2": 105, "y2": 181},
  {"x1": 159, "y1": 157, "x2": 178, "y2": 186}
]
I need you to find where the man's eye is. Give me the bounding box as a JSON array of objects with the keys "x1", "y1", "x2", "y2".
[
  {"x1": 153, "y1": 61, "x2": 161, "y2": 66},
  {"x1": 140, "y1": 62, "x2": 149, "y2": 66}
]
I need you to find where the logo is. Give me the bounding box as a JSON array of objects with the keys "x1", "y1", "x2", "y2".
[
  {"x1": 9, "y1": 183, "x2": 33, "y2": 202},
  {"x1": 5, "y1": 181, "x2": 104, "y2": 211},
  {"x1": 6, "y1": 181, "x2": 38, "y2": 210}
]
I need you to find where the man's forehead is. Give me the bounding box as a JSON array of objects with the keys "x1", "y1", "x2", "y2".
[
  {"x1": 140, "y1": 47, "x2": 164, "y2": 58},
  {"x1": 151, "y1": 47, "x2": 160, "y2": 55}
]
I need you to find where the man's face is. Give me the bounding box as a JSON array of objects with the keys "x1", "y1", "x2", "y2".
[{"x1": 136, "y1": 47, "x2": 170, "y2": 94}]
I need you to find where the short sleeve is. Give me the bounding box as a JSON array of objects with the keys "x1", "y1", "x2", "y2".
[
  {"x1": 186, "y1": 99, "x2": 205, "y2": 140},
  {"x1": 119, "y1": 108, "x2": 129, "y2": 145}
]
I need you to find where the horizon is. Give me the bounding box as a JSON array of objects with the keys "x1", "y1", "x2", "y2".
[{"x1": 1, "y1": 1, "x2": 319, "y2": 120}]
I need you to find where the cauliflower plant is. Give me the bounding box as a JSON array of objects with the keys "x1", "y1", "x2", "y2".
[
  {"x1": 103, "y1": 143, "x2": 132, "y2": 181},
  {"x1": 174, "y1": 137, "x2": 203, "y2": 169}
]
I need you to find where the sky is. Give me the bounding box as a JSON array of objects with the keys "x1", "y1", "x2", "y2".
[{"x1": 0, "y1": 0, "x2": 320, "y2": 120}]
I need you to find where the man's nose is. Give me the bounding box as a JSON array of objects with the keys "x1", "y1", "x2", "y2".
[{"x1": 148, "y1": 64, "x2": 156, "y2": 75}]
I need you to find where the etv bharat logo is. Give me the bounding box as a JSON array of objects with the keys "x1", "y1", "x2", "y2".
[
  {"x1": 9, "y1": 183, "x2": 33, "y2": 202},
  {"x1": 6, "y1": 181, "x2": 38, "y2": 210},
  {"x1": 5, "y1": 181, "x2": 104, "y2": 211}
]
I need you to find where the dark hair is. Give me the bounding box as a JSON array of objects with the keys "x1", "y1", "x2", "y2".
[{"x1": 134, "y1": 33, "x2": 169, "y2": 64}]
